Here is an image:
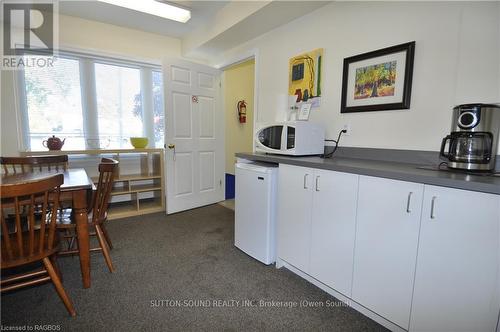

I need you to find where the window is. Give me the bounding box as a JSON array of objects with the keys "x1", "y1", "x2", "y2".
[
  {"x1": 20, "y1": 52, "x2": 163, "y2": 151},
  {"x1": 23, "y1": 56, "x2": 85, "y2": 150},
  {"x1": 95, "y1": 63, "x2": 143, "y2": 149}
]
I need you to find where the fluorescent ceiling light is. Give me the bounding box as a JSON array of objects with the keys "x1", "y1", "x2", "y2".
[{"x1": 97, "y1": 0, "x2": 191, "y2": 23}]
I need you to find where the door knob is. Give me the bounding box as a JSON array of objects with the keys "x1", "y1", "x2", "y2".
[{"x1": 167, "y1": 144, "x2": 176, "y2": 161}]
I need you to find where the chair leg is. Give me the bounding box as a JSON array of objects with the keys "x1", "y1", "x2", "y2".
[
  {"x1": 68, "y1": 235, "x2": 77, "y2": 251},
  {"x1": 42, "y1": 257, "x2": 76, "y2": 317},
  {"x1": 100, "y1": 224, "x2": 113, "y2": 250},
  {"x1": 50, "y1": 255, "x2": 62, "y2": 282},
  {"x1": 95, "y1": 225, "x2": 115, "y2": 273},
  {"x1": 63, "y1": 229, "x2": 75, "y2": 250}
]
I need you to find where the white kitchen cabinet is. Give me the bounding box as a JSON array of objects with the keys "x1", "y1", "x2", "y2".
[
  {"x1": 352, "y1": 176, "x2": 424, "y2": 329},
  {"x1": 309, "y1": 169, "x2": 359, "y2": 297},
  {"x1": 277, "y1": 164, "x2": 359, "y2": 286},
  {"x1": 277, "y1": 164, "x2": 314, "y2": 272},
  {"x1": 276, "y1": 162, "x2": 500, "y2": 332},
  {"x1": 410, "y1": 186, "x2": 500, "y2": 332}
]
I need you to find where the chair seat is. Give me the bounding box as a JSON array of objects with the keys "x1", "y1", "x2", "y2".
[{"x1": 1, "y1": 231, "x2": 59, "y2": 269}]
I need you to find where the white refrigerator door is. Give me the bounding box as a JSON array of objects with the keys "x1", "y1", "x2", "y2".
[{"x1": 235, "y1": 163, "x2": 276, "y2": 264}]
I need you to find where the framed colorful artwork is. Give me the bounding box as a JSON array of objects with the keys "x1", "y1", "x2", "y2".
[
  {"x1": 341, "y1": 41, "x2": 415, "y2": 113},
  {"x1": 289, "y1": 48, "x2": 323, "y2": 109}
]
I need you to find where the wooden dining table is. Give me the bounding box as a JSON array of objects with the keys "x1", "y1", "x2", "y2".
[{"x1": 1, "y1": 168, "x2": 94, "y2": 289}]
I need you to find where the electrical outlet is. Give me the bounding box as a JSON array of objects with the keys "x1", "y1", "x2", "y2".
[{"x1": 342, "y1": 123, "x2": 351, "y2": 136}]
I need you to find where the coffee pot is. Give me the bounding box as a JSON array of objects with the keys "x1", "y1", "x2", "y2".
[
  {"x1": 43, "y1": 135, "x2": 66, "y2": 150},
  {"x1": 440, "y1": 104, "x2": 500, "y2": 171}
]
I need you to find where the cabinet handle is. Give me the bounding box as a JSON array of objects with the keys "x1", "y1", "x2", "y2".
[
  {"x1": 406, "y1": 192, "x2": 413, "y2": 213},
  {"x1": 430, "y1": 196, "x2": 437, "y2": 219},
  {"x1": 303, "y1": 174, "x2": 309, "y2": 189},
  {"x1": 315, "y1": 176, "x2": 320, "y2": 191}
]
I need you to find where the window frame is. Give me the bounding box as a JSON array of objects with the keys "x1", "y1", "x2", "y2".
[
  {"x1": 151, "y1": 69, "x2": 165, "y2": 148},
  {"x1": 16, "y1": 49, "x2": 163, "y2": 151}
]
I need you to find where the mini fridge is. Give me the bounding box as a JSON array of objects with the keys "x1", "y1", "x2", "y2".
[{"x1": 234, "y1": 162, "x2": 278, "y2": 265}]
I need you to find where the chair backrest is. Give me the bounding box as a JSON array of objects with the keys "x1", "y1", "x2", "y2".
[
  {"x1": 1, "y1": 156, "x2": 69, "y2": 175},
  {"x1": 0, "y1": 174, "x2": 63, "y2": 267},
  {"x1": 91, "y1": 158, "x2": 118, "y2": 225}
]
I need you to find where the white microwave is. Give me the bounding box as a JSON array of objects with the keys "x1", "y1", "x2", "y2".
[{"x1": 255, "y1": 121, "x2": 325, "y2": 156}]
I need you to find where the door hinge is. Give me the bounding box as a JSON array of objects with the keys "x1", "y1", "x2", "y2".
[{"x1": 220, "y1": 179, "x2": 222, "y2": 186}]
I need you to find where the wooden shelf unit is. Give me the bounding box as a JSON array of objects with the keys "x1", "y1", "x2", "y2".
[{"x1": 22, "y1": 148, "x2": 165, "y2": 220}]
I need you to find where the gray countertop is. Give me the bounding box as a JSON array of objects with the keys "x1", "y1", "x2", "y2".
[{"x1": 236, "y1": 152, "x2": 500, "y2": 195}]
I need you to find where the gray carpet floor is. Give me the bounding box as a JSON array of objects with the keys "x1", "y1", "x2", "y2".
[{"x1": 1, "y1": 204, "x2": 387, "y2": 331}]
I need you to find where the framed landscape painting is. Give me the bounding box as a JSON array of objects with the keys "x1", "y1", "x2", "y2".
[{"x1": 341, "y1": 41, "x2": 415, "y2": 113}]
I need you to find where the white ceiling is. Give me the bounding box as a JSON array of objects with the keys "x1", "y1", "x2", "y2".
[{"x1": 59, "y1": 1, "x2": 229, "y2": 38}]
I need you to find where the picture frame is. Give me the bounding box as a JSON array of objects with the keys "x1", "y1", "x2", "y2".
[{"x1": 340, "y1": 41, "x2": 415, "y2": 113}]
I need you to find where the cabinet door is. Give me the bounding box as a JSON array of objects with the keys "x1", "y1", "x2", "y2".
[
  {"x1": 352, "y1": 176, "x2": 423, "y2": 329},
  {"x1": 410, "y1": 186, "x2": 500, "y2": 332},
  {"x1": 277, "y1": 164, "x2": 313, "y2": 272},
  {"x1": 309, "y1": 169, "x2": 359, "y2": 296}
]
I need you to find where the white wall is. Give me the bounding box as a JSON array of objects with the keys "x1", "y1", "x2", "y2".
[
  {"x1": 57, "y1": 15, "x2": 181, "y2": 61},
  {"x1": 1, "y1": 14, "x2": 182, "y2": 156},
  {"x1": 212, "y1": 1, "x2": 500, "y2": 154},
  {"x1": 3, "y1": 3, "x2": 499, "y2": 156}
]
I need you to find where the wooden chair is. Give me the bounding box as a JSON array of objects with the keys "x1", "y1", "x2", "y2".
[
  {"x1": 58, "y1": 158, "x2": 118, "y2": 273},
  {"x1": 1, "y1": 155, "x2": 72, "y2": 220},
  {"x1": 0, "y1": 174, "x2": 76, "y2": 317},
  {"x1": 1, "y1": 155, "x2": 69, "y2": 175}
]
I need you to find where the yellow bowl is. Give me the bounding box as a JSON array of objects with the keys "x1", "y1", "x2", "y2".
[{"x1": 130, "y1": 137, "x2": 148, "y2": 149}]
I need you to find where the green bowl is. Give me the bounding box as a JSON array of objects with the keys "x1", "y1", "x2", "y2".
[{"x1": 130, "y1": 137, "x2": 148, "y2": 149}]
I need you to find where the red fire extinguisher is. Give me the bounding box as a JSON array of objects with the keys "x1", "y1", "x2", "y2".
[{"x1": 237, "y1": 100, "x2": 247, "y2": 123}]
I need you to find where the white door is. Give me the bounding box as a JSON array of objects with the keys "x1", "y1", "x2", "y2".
[
  {"x1": 352, "y1": 176, "x2": 424, "y2": 329},
  {"x1": 277, "y1": 164, "x2": 314, "y2": 272},
  {"x1": 163, "y1": 59, "x2": 224, "y2": 214},
  {"x1": 309, "y1": 169, "x2": 359, "y2": 297},
  {"x1": 410, "y1": 186, "x2": 500, "y2": 332}
]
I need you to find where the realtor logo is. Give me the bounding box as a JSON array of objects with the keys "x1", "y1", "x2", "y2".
[{"x1": 1, "y1": 1, "x2": 58, "y2": 69}]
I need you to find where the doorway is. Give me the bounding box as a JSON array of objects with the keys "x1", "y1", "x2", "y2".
[{"x1": 221, "y1": 59, "x2": 255, "y2": 209}]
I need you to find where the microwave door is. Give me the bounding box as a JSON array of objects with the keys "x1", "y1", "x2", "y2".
[{"x1": 259, "y1": 126, "x2": 283, "y2": 150}]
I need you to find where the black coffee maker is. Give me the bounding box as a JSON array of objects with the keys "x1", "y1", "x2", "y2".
[{"x1": 440, "y1": 104, "x2": 500, "y2": 171}]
